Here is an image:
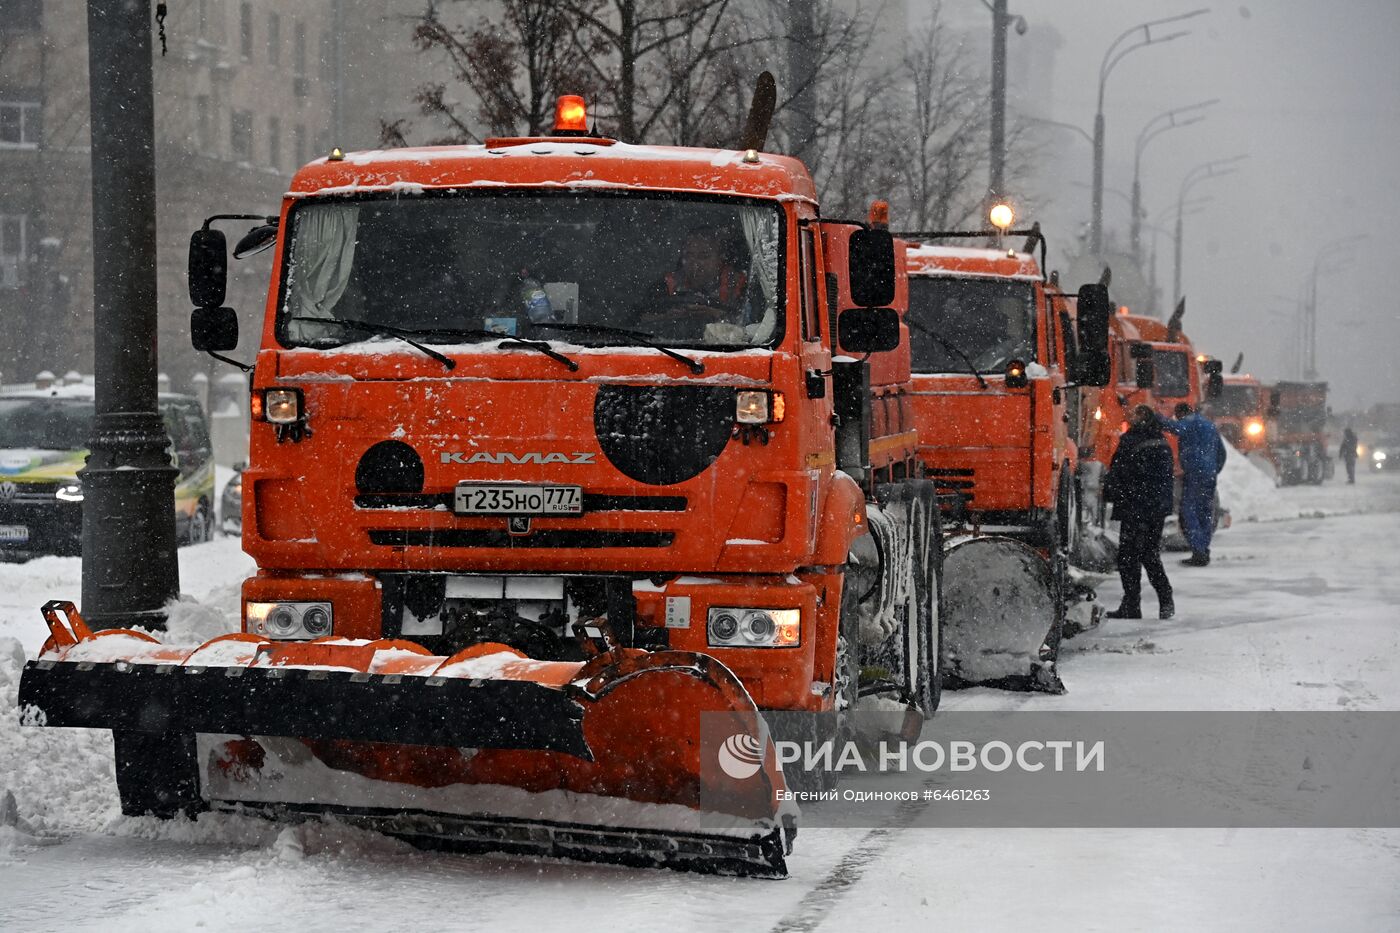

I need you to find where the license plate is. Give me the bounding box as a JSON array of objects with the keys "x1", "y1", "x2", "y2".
[
  {"x1": 453, "y1": 484, "x2": 582, "y2": 515},
  {"x1": 0, "y1": 525, "x2": 29, "y2": 544}
]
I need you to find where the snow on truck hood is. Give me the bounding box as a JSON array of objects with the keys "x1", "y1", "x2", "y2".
[{"x1": 287, "y1": 141, "x2": 819, "y2": 205}]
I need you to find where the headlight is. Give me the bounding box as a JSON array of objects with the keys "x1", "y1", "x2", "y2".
[
  {"x1": 55, "y1": 484, "x2": 84, "y2": 502},
  {"x1": 735, "y1": 390, "x2": 784, "y2": 424},
  {"x1": 263, "y1": 388, "x2": 302, "y2": 424},
  {"x1": 247, "y1": 600, "x2": 333, "y2": 640},
  {"x1": 707, "y1": 607, "x2": 800, "y2": 647},
  {"x1": 1245, "y1": 420, "x2": 1264, "y2": 437},
  {"x1": 1375, "y1": 451, "x2": 1388, "y2": 462}
]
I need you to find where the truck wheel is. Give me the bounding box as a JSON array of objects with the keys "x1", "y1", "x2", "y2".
[{"x1": 114, "y1": 731, "x2": 206, "y2": 819}]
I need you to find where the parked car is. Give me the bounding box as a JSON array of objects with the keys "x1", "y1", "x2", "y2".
[
  {"x1": 220, "y1": 462, "x2": 244, "y2": 535},
  {"x1": 0, "y1": 384, "x2": 215, "y2": 559}
]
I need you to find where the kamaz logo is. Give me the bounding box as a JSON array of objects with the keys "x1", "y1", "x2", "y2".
[{"x1": 439, "y1": 451, "x2": 596, "y2": 465}]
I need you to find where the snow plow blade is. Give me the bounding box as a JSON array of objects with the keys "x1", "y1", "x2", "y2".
[
  {"x1": 18, "y1": 602, "x2": 791, "y2": 878},
  {"x1": 940, "y1": 537, "x2": 1065, "y2": 693}
]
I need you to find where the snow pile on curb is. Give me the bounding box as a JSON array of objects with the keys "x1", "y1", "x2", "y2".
[{"x1": 1217, "y1": 444, "x2": 1289, "y2": 522}]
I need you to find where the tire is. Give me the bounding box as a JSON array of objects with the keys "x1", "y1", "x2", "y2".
[
  {"x1": 904, "y1": 485, "x2": 943, "y2": 717},
  {"x1": 184, "y1": 501, "x2": 211, "y2": 546},
  {"x1": 114, "y1": 731, "x2": 206, "y2": 819}
]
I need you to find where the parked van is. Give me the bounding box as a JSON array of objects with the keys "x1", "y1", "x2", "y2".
[{"x1": 0, "y1": 383, "x2": 215, "y2": 558}]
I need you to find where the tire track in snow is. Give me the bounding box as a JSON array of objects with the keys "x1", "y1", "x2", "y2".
[{"x1": 768, "y1": 789, "x2": 936, "y2": 933}]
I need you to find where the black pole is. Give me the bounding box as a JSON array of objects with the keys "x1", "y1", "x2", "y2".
[
  {"x1": 989, "y1": 0, "x2": 1008, "y2": 203},
  {"x1": 79, "y1": 0, "x2": 180, "y2": 629},
  {"x1": 787, "y1": 0, "x2": 819, "y2": 170}
]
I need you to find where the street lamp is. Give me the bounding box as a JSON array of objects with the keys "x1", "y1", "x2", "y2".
[
  {"x1": 1090, "y1": 8, "x2": 1210, "y2": 256},
  {"x1": 982, "y1": 0, "x2": 1029, "y2": 204},
  {"x1": 1131, "y1": 99, "x2": 1218, "y2": 260},
  {"x1": 1172, "y1": 154, "x2": 1247, "y2": 307},
  {"x1": 1304, "y1": 236, "x2": 1366, "y2": 379}
]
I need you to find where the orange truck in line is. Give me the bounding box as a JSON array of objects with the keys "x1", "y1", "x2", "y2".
[
  {"x1": 19, "y1": 85, "x2": 944, "y2": 879},
  {"x1": 893, "y1": 221, "x2": 1112, "y2": 692},
  {"x1": 1267, "y1": 380, "x2": 1334, "y2": 485}
]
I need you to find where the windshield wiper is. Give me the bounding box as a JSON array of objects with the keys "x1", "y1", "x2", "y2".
[
  {"x1": 904, "y1": 318, "x2": 990, "y2": 389},
  {"x1": 530, "y1": 322, "x2": 704, "y2": 375},
  {"x1": 289, "y1": 318, "x2": 579, "y2": 372}
]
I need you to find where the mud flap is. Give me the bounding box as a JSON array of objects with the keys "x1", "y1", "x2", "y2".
[{"x1": 940, "y1": 535, "x2": 1065, "y2": 693}]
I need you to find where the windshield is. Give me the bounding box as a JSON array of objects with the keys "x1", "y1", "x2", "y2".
[
  {"x1": 1213, "y1": 384, "x2": 1259, "y2": 417},
  {"x1": 1152, "y1": 349, "x2": 1191, "y2": 398},
  {"x1": 0, "y1": 398, "x2": 94, "y2": 450},
  {"x1": 278, "y1": 193, "x2": 784, "y2": 350},
  {"x1": 906, "y1": 277, "x2": 1037, "y2": 373}
]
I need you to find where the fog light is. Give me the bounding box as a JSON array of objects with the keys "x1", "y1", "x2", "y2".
[
  {"x1": 267, "y1": 606, "x2": 299, "y2": 637},
  {"x1": 264, "y1": 388, "x2": 302, "y2": 424},
  {"x1": 742, "y1": 610, "x2": 775, "y2": 644},
  {"x1": 302, "y1": 605, "x2": 332, "y2": 637},
  {"x1": 710, "y1": 611, "x2": 739, "y2": 641}
]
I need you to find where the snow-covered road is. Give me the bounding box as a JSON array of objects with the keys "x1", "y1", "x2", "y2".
[{"x1": 3, "y1": 473, "x2": 1399, "y2": 932}]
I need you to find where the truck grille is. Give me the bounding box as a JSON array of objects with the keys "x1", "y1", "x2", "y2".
[
  {"x1": 368, "y1": 530, "x2": 675, "y2": 549},
  {"x1": 355, "y1": 493, "x2": 686, "y2": 512}
]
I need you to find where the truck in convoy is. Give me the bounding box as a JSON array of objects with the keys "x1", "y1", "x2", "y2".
[
  {"x1": 1210, "y1": 372, "x2": 1269, "y2": 455},
  {"x1": 1268, "y1": 380, "x2": 1334, "y2": 485},
  {"x1": 19, "y1": 82, "x2": 944, "y2": 879},
  {"x1": 894, "y1": 217, "x2": 1112, "y2": 692},
  {"x1": 0, "y1": 382, "x2": 216, "y2": 557}
]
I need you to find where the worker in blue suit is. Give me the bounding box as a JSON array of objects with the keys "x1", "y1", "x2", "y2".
[{"x1": 1161, "y1": 402, "x2": 1228, "y2": 565}]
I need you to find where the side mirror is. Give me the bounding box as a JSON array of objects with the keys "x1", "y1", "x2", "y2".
[
  {"x1": 189, "y1": 228, "x2": 228, "y2": 308},
  {"x1": 1203, "y1": 359, "x2": 1224, "y2": 400},
  {"x1": 191, "y1": 306, "x2": 239, "y2": 352},
  {"x1": 233, "y1": 222, "x2": 279, "y2": 259},
  {"x1": 838, "y1": 307, "x2": 901, "y2": 354},
  {"x1": 1130, "y1": 343, "x2": 1155, "y2": 390},
  {"x1": 1073, "y1": 283, "x2": 1112, "y2": 387},
  {"x1": 847, "y1": 228, "x2": 895, "y2": 308}
]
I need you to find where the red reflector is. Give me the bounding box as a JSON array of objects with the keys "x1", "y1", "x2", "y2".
[{"x1": 555, "y1": 95, "x2": 588, "y2": 133}]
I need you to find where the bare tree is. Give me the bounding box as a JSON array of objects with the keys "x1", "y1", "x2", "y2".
[{"x1": 388, "y1": 0, "x2": 607, "y2": 145}]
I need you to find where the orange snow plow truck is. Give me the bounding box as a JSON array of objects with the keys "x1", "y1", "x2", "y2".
[
  {"x1": 18, "y1": 85, "x2": 944, "y2": 879},
  {"x1": 895, "y1": 222, "x2": 1113, "y2": 692}
]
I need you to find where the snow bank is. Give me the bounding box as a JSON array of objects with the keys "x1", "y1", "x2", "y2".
[{"x1": 1216, "y1": 443, "x2": 1290, "y2": 522}]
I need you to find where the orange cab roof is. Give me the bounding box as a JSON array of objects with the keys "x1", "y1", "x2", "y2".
[
  {"x1": 1120, "y1": 312, "x2": 1193, "y2": 347},
  {"x1": 1223, "y1": 373, "x2": 1261, "y2": 386},
  {"x1": 286, "y1": 141, "x2": 818, "y2": 204},
  {"x1": 903, "y1": 243, "x2": 1041, "y2": 281}
]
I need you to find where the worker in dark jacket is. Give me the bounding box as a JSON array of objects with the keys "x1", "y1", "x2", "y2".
[
  {"x1": 1340, "y1": 427, "x2": 1359, "y2": 484},
  {"x1": 1104, "y1": 405, "x2": 1176, "y2": 619},
  {"x1": 1161, "y1": 402, "x2": 1228, "y2": 566}
]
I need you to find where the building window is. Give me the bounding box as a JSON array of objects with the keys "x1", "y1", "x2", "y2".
[
  {"x1": 196, "y1": 95, "x2": 213, "y2": 150},
  {"x1": 0, "y1": 0, "x2": 42, "y2": 31},
  {"x1": 0, "y1": 214, "x2": 26, "y2": 289},
  {"x1": 268, "y1": 115, "x2": 280, "y2": 170},
  {"x1": 231, "y1": 109, "x2": 253, "y2": 163},
  {"x1": 0, "y1": 101, "x2": 41, "y2": 148},
  {"x1": 267, "y1": 12, "x2": 280, "y2": 66},
  {"x1": 239, "y1": 3, "x2": 253, "y2": 59}
]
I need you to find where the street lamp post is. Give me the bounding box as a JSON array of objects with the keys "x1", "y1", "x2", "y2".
[
  {"x1": 1172, "y1": 154, "x2": 1247, "y2": 307},
  {"x1": 1304, "y1": 237, "x2": 1366, "y2": 379},
  {"x1": 984, "y1": 0, "x2": 1027, "y2": 204},
  {"x1": 1131, "y1": 99, "x2": 1217, "y2": 261},
  {"x1": 1090, "y1": 8, "x2": 1209, "y2": 257}
]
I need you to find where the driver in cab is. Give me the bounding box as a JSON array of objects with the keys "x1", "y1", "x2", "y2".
[{"x1": 640, "y1": 226, "x2": 749, "y2": 341}]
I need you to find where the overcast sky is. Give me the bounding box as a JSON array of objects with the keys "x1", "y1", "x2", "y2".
[{"x1": 972, "y1": 0, "x2": 1400, "y2": 411}]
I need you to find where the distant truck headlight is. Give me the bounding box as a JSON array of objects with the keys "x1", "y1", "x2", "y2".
[
  {"x1": 247, "y1": 600, "x2": 333, "y2": 640},
  {"x1": 54, "y1": 484, "x2": 84, "y2": 502},
  {"x1": 707, "y1": 607, "x2": 800, "y2": 647},
  {"x1": 1375, "y1": 451, "x2": 1387, "y2": 462}
]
